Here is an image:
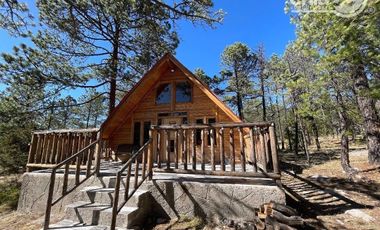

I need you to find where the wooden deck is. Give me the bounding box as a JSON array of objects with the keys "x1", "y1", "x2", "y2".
[{"x1": 25, "y1": 122, "x2": 280, "y2": 230}]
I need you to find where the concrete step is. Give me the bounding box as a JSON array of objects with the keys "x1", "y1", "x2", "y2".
[
  {"x1": 80, "y1": 186, "x2": 149, "y2": 206},
  {"x1": 64, "y1": 201, "x2": 140, "y2": 228},
  {"x1": 48, "y1": 219, "x2": 130, "y2": 230},
  {"x1": 96, "y1": 176, "x2": 148, "y2": 190}
]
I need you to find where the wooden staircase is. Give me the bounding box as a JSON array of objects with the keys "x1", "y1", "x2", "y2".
[{"x1": 48, "y1": 176, "x2": 151, "y2": 230}]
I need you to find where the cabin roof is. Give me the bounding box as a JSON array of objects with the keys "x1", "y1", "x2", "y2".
[{"x1": 100, "y1": 53, "x2": 241, "y2": 138}]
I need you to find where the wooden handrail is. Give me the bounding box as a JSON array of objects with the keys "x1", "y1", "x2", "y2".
[
  {"x1": 43, "y1": 137, "x2": 101, "y2": 230},
  {"x1": 110, "y1": 139, "x2": 152, "y2": 230},
  {"x1": 33, "y1": 128, "x2": 99, "y2": 134},
  {"x1": 151, "y1": 122, "x2": 273, "y2": 130}
]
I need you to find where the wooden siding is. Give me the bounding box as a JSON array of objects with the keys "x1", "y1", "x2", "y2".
[{"x1": 108, "y1": 66, "x2": 244, "y2": 163}]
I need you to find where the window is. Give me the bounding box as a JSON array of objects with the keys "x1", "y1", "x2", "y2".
[
  {"x1": 156, "y1": 83, "x2": 171, "y2": 104},
  {"x1": 143, "y1": 121, "x2": 151, "y2": 143},
  {"x1": 133, "y1": 122, "x2": 141, "y2": 147},
  {"x1": 182, "y1": 117, "x2": 188, "y2": 124},
  {"x1": 175, "y1": 82, "x2": 192, "y2": 103}
]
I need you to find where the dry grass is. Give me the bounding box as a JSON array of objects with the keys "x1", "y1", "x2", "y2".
[
  {"x1": 153, "y1": 216, "x2": 204, "y2": 230},
  {"x1": 0, "y1": 211, "x2": 43, "y2": 230}
]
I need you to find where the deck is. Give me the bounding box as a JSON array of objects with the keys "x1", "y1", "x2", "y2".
[{"x1": 24, "y1": 122, "x2": 280, "y2": 230}]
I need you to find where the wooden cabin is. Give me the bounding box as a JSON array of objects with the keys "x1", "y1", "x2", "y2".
[
  {"x1": 100, "y1": 53, "x2": 248, "y2": 164},
  {"x1": 26, "y1": 54, "x2": 280, "y2": 230},
  {"x1": 27, "y1": 53, "x2": 278, "y2": 173}
]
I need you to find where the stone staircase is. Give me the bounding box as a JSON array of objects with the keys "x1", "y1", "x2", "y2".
[{"x1": 48, "y1": 176, "x2": 151, "y2": 230}]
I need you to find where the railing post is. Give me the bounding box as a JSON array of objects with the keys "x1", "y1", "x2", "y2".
[
  {"x1": 43, "y1": 168, "x2": 56, "y2": 230},
  {"x1": 111, "y1": 172, "x2": 121, "y2": 230},
  {"x1": 269, "y1": 123, "x2": 279, "y2": 174},
  {"x1": 26, "y1": 133, "x2": 37, "y2": 172},
  {"x1": 94, "y1": 132, "x2": 101, "y2": 176},
  {"x1": 148, "y1": 129, "x2": 154, "y2": 180}
]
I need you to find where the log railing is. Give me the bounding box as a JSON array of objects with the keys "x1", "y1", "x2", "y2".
[
  {"x1": 43, "y1": 137, "x2": 101, "y2": 230},
  {"x1": 151, "y1": 122, "x2": 280, "y2": 179},
  {"x1": 110, "y1": 138, "x2": 152, "y2": 230},
  {"x1": 27, "y1": 128, "x2": 99, "y2": 171}
]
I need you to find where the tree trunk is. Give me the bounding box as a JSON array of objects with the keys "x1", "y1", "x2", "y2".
[
  {"x1": 108, "y1": 21, "x2": 120, "y2": 115},
  {"x1": 333, "y1": 78, "x2": 357, "y2": 175},
  {"x1": 294, "y1": 116, "x2": 299, "y2": 155},
  {"x1": 353, "y1": 65, "x2": 380, "y2": 165},
  {"x1": 236, "y1": 91, "x2": 244, "y2": 120},
  {"x1": 276, "y1": 96, "x2": 285, "y2": 150},
  {"x1": 299, "y1": 119, "x2": 310, "y2": 165},
  {"x1": 261, "y1": 75, "x2": 267, "y2": 121},
  {"x1": 310, "y1": 116, "x2": 321, "y2": 151},
  {"x1": 282, "y1": 94, "x2": 292, "y2": 150},
  {"x1": 85, "y1": 103, "x2": 92, "y2": 129}
]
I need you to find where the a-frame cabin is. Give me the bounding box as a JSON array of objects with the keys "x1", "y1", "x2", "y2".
[
  {"x1": 24, "y1": 53, "x2": 281, "y2": 230},
  {"x1": 101, "y1": 53, "x2": 242, "y2": 163}
]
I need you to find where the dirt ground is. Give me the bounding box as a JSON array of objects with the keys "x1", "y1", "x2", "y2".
[
  {"x1": 0, "y1": 137, "x2": 379, "y2": 230},
  {"x1": 281, "y1": 137, "x2": 380, "y2": 230}
]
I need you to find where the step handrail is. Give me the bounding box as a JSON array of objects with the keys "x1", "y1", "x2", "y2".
[
  {"x1": 43, "y1": 138, "x2": 101, "y2": 230},
  {"x1": 110, "y1": 139, "x2": 152, "y2": 230}
]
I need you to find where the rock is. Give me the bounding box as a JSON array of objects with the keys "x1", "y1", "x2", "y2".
[
  {"x1": 345, "y1": 209, "x2": 375, "y2": 222},
  {"x1": 236, "y1": 222, "x2": 248, "y2": 229}
]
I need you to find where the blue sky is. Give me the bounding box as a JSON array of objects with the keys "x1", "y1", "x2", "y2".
[
  {"x1": 176, "y1": 1, "x2": 296, "y2": 75},
  {"x1": 0, "y1": 1, "x2": 296, "y2": 94}
]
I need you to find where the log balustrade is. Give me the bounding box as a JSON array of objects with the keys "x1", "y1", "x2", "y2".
[
  {"x1": 150, "y1": 122, "x2": 280, "y2": 179},
  {"x1": 27, "y1": 128, "x2": 99, "y2": 171}
]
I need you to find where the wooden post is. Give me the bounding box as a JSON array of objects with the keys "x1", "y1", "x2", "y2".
[
  {"x1": 239, "y1": 127, "x2": 246, "y2": 172},
  {"x1": 94, "y1": 132, "x2": 101, "y2": 176},
  {"x1": 62, "y1": 163, "x2": 69, "y2": 195},
  {"x1": 49, "y1": 133, "x2": 57, "y2": 164},
  {"x1": 269, "y1": 124, "x2": 280, "y2": 174},
  {"x1": 41, "y1": 134, "x2": 49, "y2": 164},
  {"x1": 260, "y1": 129, "x2": 268, "y2": 172},
  {"x1": 201, "y1": 129, "x2": 205, "y2": 171},
  {"x1": 183, "y1": 129, "x2": 187, "y2": 170},
  {"x1": 60, "y1": 133, "x2": 67, "y2": 163},
  {"x1": 174, "y1": 130, "x2": 178, "y2": 169},
  {"x1": 142, "y1": 148, "x2": 147, "y2": 179},
  {"x1": 134, "y1": 157, "x2": 139, "y2": 189},
  {"x1": 124, "y1": 165, "x2": 132, "y2": 200},
  {"x1": 148, "y1": 130, "x2": 154, "y2": 180},
  {"x1": 86, "y1": 145, "x2": 93, "y2": 177},
  {"x1": 111, "y1": 172, "x2": 121, "y2": 230},
  {"x1": 249, "y1": 127, "x2": 257, "y2": 172},
  {"x1": 75, "y1": 154, "x2": 81, "y2": 185},
  {"x1": 165, "y1": 130, "x2": 170, "y2": 169},
  {"x1": 157, "y1": 130, "x2": 161, "y2": 168},
  {"x1": 54, "y1": 134, "x2": 61, "y2": 164},
  {"x1": 229, "y1": 128, "x2": 235, "y2": 171},
  {"x1": 210, "y1": 128, "x2": 215, "y2": 171},
  {"x1": 34, "y1": 134, "x2": 42, "y2": 164},
  {"x1": 27, "y1": 134, "x2": 38, "y2": 171},
  {"x1": 191, "y1": 129, "x2": 196, "y2": 170},
  {"x1": 219, "y1": 128, "x2": 225, "y2": 171},
  {"x1": 44, "y1": 134, "x2": 52, "y2": 164},
  {"x1": 43, "y1": 168, "x2": 56, "y2": 230}
]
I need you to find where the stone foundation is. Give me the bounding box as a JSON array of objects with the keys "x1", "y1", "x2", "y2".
[
  {"x1": 145, "y1": 173, "x2": 285, "y2": 222},
  {"x1": 17, "y1": 172, "x2": 285, "y2": 223}
]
